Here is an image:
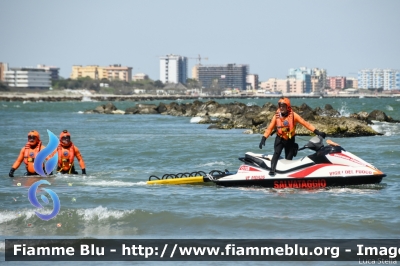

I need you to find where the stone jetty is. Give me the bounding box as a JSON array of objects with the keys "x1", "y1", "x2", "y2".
[{"x1": 84, "y1": 100, "x2": 399, "y2": 137}]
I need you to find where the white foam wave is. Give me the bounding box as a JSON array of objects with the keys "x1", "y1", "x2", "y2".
[
  {"x1": 385, "y1": 105, "x2": 393, "y2": 111},
  {"x1": 370, "y1": 121, "x2": 400, "y2": 136},
  {"x1": 190, "y1": 117, "x2": 202, "y2": 123},
  {"x1": 81, "y1": 96, "x2": 97, "y2": 102},
  {"x1": 338, "y1": 102, "x2": 351, "y2": 117},
  {"x1": 0, "y1": 209, "x2": 36, "y2": 224},
  {"x1": 77, "y1": 206, "x2": 135, "y2": 221},
  {"x1": 77, "y1": 111, "x2": 84, "y2": 114},
  {"x1": 197, "y1": 161, "x2": 227, "y2": 167}
]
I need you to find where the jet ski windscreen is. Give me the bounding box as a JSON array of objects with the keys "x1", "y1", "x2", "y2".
[{"x1": 303, "y1": 136, "x2": 324, "y2": 151}]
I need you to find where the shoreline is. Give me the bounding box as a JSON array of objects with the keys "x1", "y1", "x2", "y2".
[{"x1": 1, "y1": 91, "x2": 399, "y2": 102}]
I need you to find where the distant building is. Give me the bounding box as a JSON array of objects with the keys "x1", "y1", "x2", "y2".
[
  {"x1": 327, "y1": 76, "x2": 347, "y2": 89},
  {"x1": 246, "y1": 74, "x2": 259, "y2": 90},
  {"x1": 103, "y1": 64, "x2": 132, "y2": 82},
  {"x1": 358, "y1": 69, "x2": 400, "y2": 90},
  {"x1": 287, "y1": 78, "x2": 306, "y2": 94},
  {"x1": 133, "y1": 73, "x2": 149, "y2": 81},
  {"x1": 311, "y1": 68, "x2": 327, "y2": 93},
  {"x1": 192, "y1": 65, "x2": 199, "y2": 80},
  {"x1": 70, "y1": 64, "x2": 132, "y2": 82},
  {"x1": 71, "y1": 65, "x2": 104, "y2": 80},
  {"x1": 287, "y1": 67, "x2": 312, "y2": 93},
  {"x1": 0, "y1": 62, "x2": 8, "y2": 81},
  {"x1": 37, "y1": 64, "x2": 60, "y2": 80},
  {"x1": 4, "y1": 67, "x2": 51, "y2": 89},
  {"x1": 262, "y1": 78, "x2": 288, "y2": 93},
  {"x1": 346, "y1": 77, "x2": 358, "y2": 88},
  {"x1": 159, "y1": 54, "x2": 188, "y2": 84},
  {"x1": 195, "y1": 64, "x2": 249, "y2": 90}
]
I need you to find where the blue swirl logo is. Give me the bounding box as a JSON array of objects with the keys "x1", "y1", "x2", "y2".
[
  {"x1": 34, "y1": 129, "x2": 58, "y2": 177},
  {"x1": 28, "y1": 180, "x2": 60, "y2": 221}
]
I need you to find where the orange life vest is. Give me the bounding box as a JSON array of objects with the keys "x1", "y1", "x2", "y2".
[
  {"x1": 23, "y1": 141, "x2": 43, "y2": 173},
  {"x1": 57, "y1": 144, "x2": 75, "y2": 173},
  {"x1": 275, "y1": 110, "x2": 295, "y2": 139}
]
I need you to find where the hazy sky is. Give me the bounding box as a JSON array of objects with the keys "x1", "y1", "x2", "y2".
[{"x1": 1, "y1": 0, "x2": 399, "y2": 81}]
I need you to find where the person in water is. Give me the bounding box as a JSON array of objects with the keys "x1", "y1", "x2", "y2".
[
  {"x1": 57, "y1": 130, "x2": 86, "y2": 175},
  {"x1": 259, "y1": 97, "x2": 326, "y2": 176},
  {"x1": 9, "y1": 130, "x2": 46, "y2": 177}
]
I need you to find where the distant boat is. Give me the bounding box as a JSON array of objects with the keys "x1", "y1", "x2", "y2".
[{"x1": 359, "y1": 95, "x2": 365, "y2": 99}]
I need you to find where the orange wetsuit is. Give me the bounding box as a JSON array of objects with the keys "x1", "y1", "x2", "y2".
[
  {"x1": 57, "y1": 143, "x2": 86, "y2": 174},
  {"x1": 263, "y1": 111, "x2": 316, "y2": 140},
  {"x1": 11, "y1": 142, "x2": 46, "y2": 175}
]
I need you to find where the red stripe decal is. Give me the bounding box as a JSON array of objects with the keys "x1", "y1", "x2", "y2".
[{"x1": 288, "y1": 164, "x2": 333, "y2": 178}]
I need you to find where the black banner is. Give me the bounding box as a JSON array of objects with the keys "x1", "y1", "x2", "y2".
[{"x1": 5, "y1": 239, "x2": 400, "y2": 261}]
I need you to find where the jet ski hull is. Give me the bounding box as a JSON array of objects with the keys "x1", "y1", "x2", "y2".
[{"x1": 211, "y1": 173, "x2": 385, "y2": 188}]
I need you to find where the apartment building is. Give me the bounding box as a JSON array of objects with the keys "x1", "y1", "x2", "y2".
[
  {"x1": 262, "y1": 78, "x2": 288, "y2": 93},
  {"x1": 311, "y1": 68, "x2": 327, "y2": 92},
  {"x1": 0, "y1": 62, "x2": 8, "y2": 81},
  {"x1": 358, "y1": 69, "x2": 400, "y2": 90},
  {"x1": 4, "y1": 68, "x2": 51, "y2": 88},
  {"x1": 327, "y1": 76, "x2": 347, "y2": 89},
  {"x1": 246, "y1": 74, "x2": 259, "y2": 90},
  {"x1": 37, "y1": 64, "x2": 60, "y2": 80},
  {"x1": 70, "y1": 64, "x2": 132, "y2": 82},
  {"x1": 346, "y1": 77, "x2": 358, "y2": 88},
  {"x1": 159, "y1": 54, "x2": 188, "y2": 84},
  {"x1": 287, "y1": 67, "x2": 312, "y2": 93},
  {"x1": 195, "y1": 64, "x2": 248, "y2": 90},
  {"x1": 133, "y1": 73, "x2": 149, "y2": 81},
  {"x1": 104, "y1": 64, "x2": 132, "y2": 82}
]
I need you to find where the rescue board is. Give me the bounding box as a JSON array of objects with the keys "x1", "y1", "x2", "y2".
[{"x1": 147, "y1": 176, "x2": 210, "y2": 185}]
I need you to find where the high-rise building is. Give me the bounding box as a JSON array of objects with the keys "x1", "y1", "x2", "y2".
[
  {"x1": 4, "y1": 68, "x2": 51, "y2": 88},
  {"x1": 358, "y1": 69, "x2": 400, "y2": 90},
  {"x1": 195, "y1": 64, "x2": 249, "y2": 90},
  {"x1": 159, "y1": 54, "x2": 188, "y2": 84}
]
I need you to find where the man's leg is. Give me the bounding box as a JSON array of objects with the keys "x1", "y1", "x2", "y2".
[
  {"x1": 270, "y1": 136, "x2": 284, "y2": 175},
  {"x1": 284, "y1": 137, "x2": 296, "y2": 160}
]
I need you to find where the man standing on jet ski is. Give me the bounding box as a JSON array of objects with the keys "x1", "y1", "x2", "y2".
[{"x1": 259, "y1": 97, "x2": 326, "y2": 176}]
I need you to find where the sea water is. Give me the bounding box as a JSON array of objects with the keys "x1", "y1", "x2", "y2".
[{"x1": 1, "y1": 97, "x2": 400, "y2": 265}]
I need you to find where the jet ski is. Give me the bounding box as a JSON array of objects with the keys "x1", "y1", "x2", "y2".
[{"x1": 207, "y1": 136, "x2": 386, "y2": 188}]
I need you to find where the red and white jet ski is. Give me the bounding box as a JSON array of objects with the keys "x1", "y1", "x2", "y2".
[{"x1": 207, "y1": 136, "x2": 386, "y2": 188}]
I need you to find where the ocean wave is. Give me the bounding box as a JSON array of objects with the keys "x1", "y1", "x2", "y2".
[
  {"x1": 190, "y1": 117, "x2": 202, "y2": 123},
  {"x1": 0, "y1": 209, "x2": 36, "y2": 224},
  {"x1": 196, "y1": 161, "x2": 227, "y2": 167},
  {"x1": 77, "y1": 206, "x2": 135, "y2": 221},
  {"x1": 370, "y1": 121, "x2": 400, "y2": 135}
]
